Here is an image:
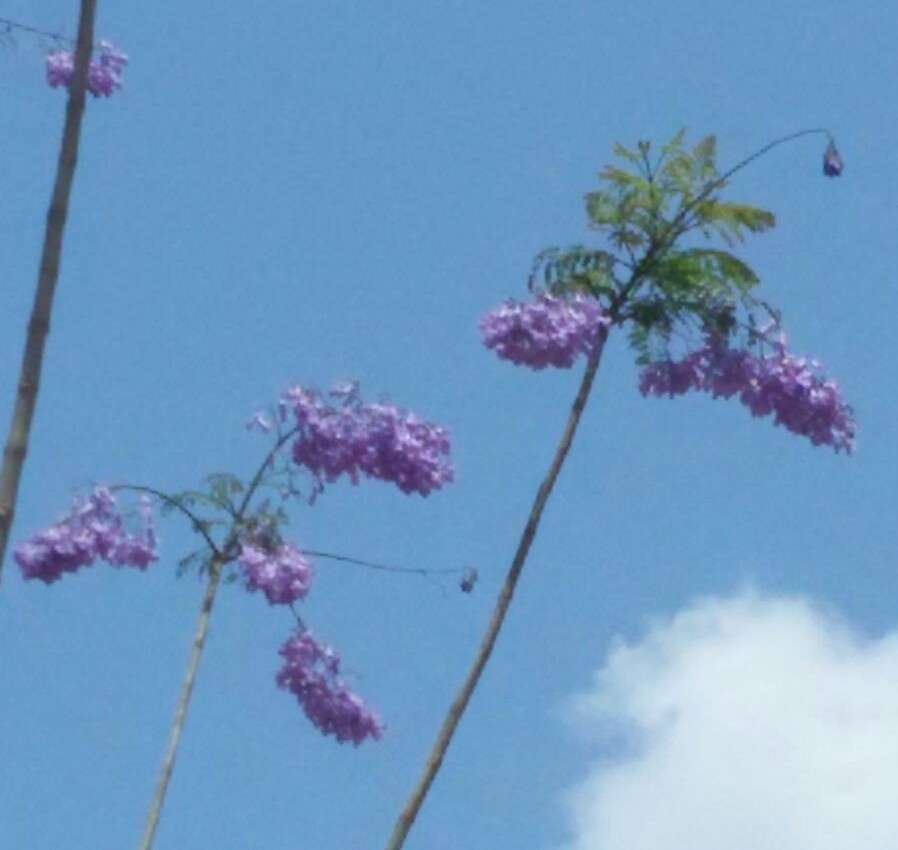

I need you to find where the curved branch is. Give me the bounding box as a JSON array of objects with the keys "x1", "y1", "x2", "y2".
[
  {"x1": 713, "y1": 127, "x2": 833, "y2": 190},
  {"x1": 382, "y1": 326, "x2": 610, "y2": 850},
  {"x1": 111, "y1": 484, "x2": 221, "y2": 555},
  {"x1": 235, "y1": 425, "x2": 299, "y2": 518}
]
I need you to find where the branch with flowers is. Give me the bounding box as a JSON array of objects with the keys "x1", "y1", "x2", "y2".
[
  {"x1": 0, "y1": 14, "x2": 127, "y2": 97},
  {"x1": 13, "y1": 380, "x2": 456, "y2": 850},
  {"x1": 382, "y1": 128, "x2": 851, "y2": 850},
  {"x1": 0, "y1": 5, "x2": 129, "y2": 584}
]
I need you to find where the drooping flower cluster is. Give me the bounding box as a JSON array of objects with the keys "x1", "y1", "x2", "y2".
[
  {"x1": 241, "y1": 540, "x2": 381, "y2": 742},
  {"x1": 639, "y1": 335, "x2": 856, "y2": 452},
  {"x1": 45, "y1": 40, "x2": 128, "y2": 97},
  {"x1": 278, "y1": 382, "x2": 454, "y2": 497},
  {"x1": 480, "y1": 291, "x2": 610, "y2": 369},
  {"x1": 239, "y1": 542, "x2": 314, "y2": 605},
  {"x1": 276, "y1": 629, "x2": 384, "y2": 745},
  {"x1": 14, "y1": 486, "x2": 157, "y2": 584}
]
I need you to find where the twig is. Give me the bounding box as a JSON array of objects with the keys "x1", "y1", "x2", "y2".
[
  {"x1": 111, "y1": 484, "x2": 222, "y2": 556},
  {"x1": 303, "y1": 549, "x2": 460, "y2": 577},
  {"x1": 0, "y1": 16, "x2": 78, "y2": 45}
]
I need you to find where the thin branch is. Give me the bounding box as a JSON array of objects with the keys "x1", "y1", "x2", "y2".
[
  {"x1": 110, "y1": 484, "x2": 222, "y2": 556},
  {"x1": 0, "y1": 16, "x2": 78, "y2": 45},
  {"x1": 714, "y1": 128, "x2": 833, "y2": 190},
  {"x1": 137, "y1": 556, "x2": 225, "y2": 850},
  {"x1": 236, "y1": 425, "x2": 300, "y2": 518},
  {"x1": 303, "y1": 549, "x2": 461, "y2": 577},
  {"x1": 0, "y1": 0, "x2": 97, "y2": 584},
  {"x1": 287, "y1": 601, "x2": 308, "y2": 630},
  {"x1": 382, "y1": 325, "x2": 610, "y2": 850}
]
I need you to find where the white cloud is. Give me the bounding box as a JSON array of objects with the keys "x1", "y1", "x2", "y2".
[{"x1": 558, "y1": 591, "x2": 898, "y2": 850}]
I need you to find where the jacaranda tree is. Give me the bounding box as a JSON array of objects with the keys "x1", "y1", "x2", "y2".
[{"x1": 4, "y1": 13, "x2": 853, "y2": 850}]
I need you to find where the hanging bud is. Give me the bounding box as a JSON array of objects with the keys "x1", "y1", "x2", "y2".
[
  {"x1": 823, "y1": 139, "x2": 844, "y2": 177},
  {"x1": 460, "y1": 566, "x2": 478, "y2": 593}
]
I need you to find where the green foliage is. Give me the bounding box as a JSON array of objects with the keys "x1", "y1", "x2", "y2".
[
  {"x1": 162, "y1": 470, "x2": 294, "y2": 579},
  {"x1": 205, "y1": 472, "x2": 244, "y2": 505},
  {"x1": 689, "y1": 199, "x2": 775, "y2": 246},
  {"x1": 529, "y1": 245, "x2": 618, "y2": 300},
  {"x1": 534, "y1": 130, "x2": 778, "y2": 362}
]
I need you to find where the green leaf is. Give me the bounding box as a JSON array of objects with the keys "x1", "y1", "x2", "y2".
[
  {"x1": 612, "y1": 141, "x2": 642, "y2": 164},
  {"x1": 691, "y1": 199, "x2": 775, "y2": 244},
  {"x1": 530, "y1": 245, "x2": 619, "y2": 297},
  {"x1": 205, "y1": 472, "x2": 244, "y2": 495},
  {"x1": 177, "y1": 548, "x2": 209, "y2": 578},
  {"x1": 691, "y1": 135, "x2": 717, "y2": 180},
  {"x1": 645, "y1": 247, "x2": 761, "y2": 310},
  {"x1": 660, "y1": 128, "x2": 687, "y2": 156}
]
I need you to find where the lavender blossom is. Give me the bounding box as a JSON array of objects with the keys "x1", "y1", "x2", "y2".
[
  {"x1": 239, "y1": 543, "x2": 314, "y2": 605},
  {"x1": 480, "y1": 292, "x2": 610, "y2": 369},
  {"x1": 279, "y1": 383, "x2": 454, "y2": 497},
  {"x1": 276, "y1": 629, "x2": 384, "y2": 745},
  {"x1": 45, "y1": 40, "x2": 128, "y2": 97},
  {"x1": 14, "y1": 486, "x2": 157, "y2": 584},
  {"x1": 639, "y1": 335, "x2": 856, "y2": 453}
]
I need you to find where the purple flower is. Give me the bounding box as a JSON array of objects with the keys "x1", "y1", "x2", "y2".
[
  {"x1": 278, "y1": 384, "x2": 454, "y2": 497},
  {"x1": 239, "y1": 542, "x2": 314, "y2": 605},
  {"x1": 276, "y1": 629, "x2": 384, "y2": 745},
  {"x1": 14, "y1": 487, "x2": 158, "y2": 584},
  {"x1": 45, "y1": 50, "x2": 75, "y2": 89},
  {"x1": 45, "y1": 40, "x2": 128, "y2": 97},
  {"x1": 480, "y1": 292, "x2": 610, "y2": 369},
  {"x1": 823, "y1": 139, "x2": 844, "y2": 177},
  {"x1": 639, "y1": 335, "x2": 856, "y2": 453}
]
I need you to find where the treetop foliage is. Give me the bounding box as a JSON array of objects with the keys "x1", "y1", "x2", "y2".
[{"x1": 532, "y1": 130, "x2": 779, "y2": 364}]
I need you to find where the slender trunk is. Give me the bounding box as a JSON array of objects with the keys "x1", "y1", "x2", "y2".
[
  {"x1": 0, "y1": 0, "x2": 98, "y2": 582},
  {"x1": 383, "y1": 327, "x2": 609, "y2": 850},
  {"x1": 138, "y1": 558, "x2": 224, "y2": 850}
]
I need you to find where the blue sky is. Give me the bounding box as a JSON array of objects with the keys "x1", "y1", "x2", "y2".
[{"x1": 2, "y1": 1, "x2": 897, "y2": 849}]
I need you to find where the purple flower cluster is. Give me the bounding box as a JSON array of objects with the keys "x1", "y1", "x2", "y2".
[
  {"x1": 639, "y1": 335, "x2": 856, "y2": 452},
  {"x1": 480, "y1": 292, "x2": 610, "y2": 369},
  {"x1": 239, "y1": 542, "x2": 314, "y2": 605},
  {"x1": 276, "y1": 629, "x2": 384, "y2": 745},
  {"x1": 14, "y1": 486, "x2": 157, "y2": 584},
  {"x1": 279, "y1": 383, "x2": 454, "y2": 497},
  {"x1": 45, "y1": 40, "x2": 128, "y2": 97}
]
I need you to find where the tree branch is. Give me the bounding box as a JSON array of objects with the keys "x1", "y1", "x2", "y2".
[
  {"x1": 382, "y1": 325, "x2": 610, "y2": 850},
  {"x1": 0, "y1": 0, "x2": 97, "y2": 582}
]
